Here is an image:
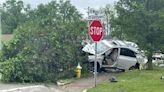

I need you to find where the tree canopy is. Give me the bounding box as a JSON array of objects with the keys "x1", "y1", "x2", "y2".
[
  {"x1": 1, "y1": 0, "x2": 30, "y2": 34},
  {"x1": 0, "y1": 0, "x2": 87, "y2": 82},
  {"x1": 110, "y1": 0, "x2": 164, "y2": 69}
]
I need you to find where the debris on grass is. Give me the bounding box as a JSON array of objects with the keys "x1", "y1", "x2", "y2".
[
  {"x1": 160, "y1": 76, "x2": 164, "y2": 80},
  {"x1": 57, "y1": 78, "x2": 75, "y2": 86},
  {"x1": 109, "y1": 76, "x2": 117, "y2": 82}
]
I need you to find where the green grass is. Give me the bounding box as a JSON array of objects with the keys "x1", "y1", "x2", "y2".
[{"x1": 88, "y1": 68, "x2": 164, "y2": 92}]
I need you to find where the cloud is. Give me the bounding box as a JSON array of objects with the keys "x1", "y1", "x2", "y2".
[
  {"x1": 70, "y1": 0, "x2": 118, "y2": 17},
  {"x1": 0, "y1": 0, "x2": 118, "y2": 17},
  {"x1": 0, "y1": 0, "x2": 5, "y2": 4},
  {"x1": 71, "y1": 0, "x2": 117, "y2": 8}
]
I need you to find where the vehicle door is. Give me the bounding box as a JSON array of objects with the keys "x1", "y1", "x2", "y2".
[
  {"x1": 103, "y1": 48, "x2": 118, "y2": 67},
  {"x1": 117, "y1": 48, "x2": 137, "y2": 69}
]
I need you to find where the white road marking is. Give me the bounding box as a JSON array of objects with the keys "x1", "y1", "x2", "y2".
[
  {"x1": 82, "y1": 89, "x2": 87, "y2": 92},
  {"x1": 0, "y1": 85, "x2": 45, "y2": 92}
]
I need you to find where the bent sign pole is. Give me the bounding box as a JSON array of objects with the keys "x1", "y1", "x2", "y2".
[{"x1": 88, "y1": 20, "x2": 104, "y2": 87}]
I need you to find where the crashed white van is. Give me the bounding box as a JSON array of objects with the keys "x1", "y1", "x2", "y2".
[{"x1": 82, "y1": 39, "x2": 147, "y2": 72}]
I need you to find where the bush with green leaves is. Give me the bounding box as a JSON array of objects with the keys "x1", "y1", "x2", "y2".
[{"x1": 0, "y1": 0, "x2": 87, "y2": 82}]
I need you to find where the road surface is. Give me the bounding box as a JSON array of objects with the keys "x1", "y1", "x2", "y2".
[{"x1": 0, "y1": 73, "x2": 112, "y2": 92}]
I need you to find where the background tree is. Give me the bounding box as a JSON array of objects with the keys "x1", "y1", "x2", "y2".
[
  {"x1": 0, "y1": 0, "x2": 87, "y2": 82},
  {"x1": 111, "y1": 0, "x2": 164, "y2": 69},
  {"x1": 1, "y1": 0, "x2": 29, "y2": 34},
  {"x1": 102, "y1": 4, "x2": 116, "y2": 39}
]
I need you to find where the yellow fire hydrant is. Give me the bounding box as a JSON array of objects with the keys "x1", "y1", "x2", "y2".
[{"x1": 75, "y1": 63, "x2": 82, "y2": 78}]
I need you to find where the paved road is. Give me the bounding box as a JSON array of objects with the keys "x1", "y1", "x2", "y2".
[
  {"x1": 0, "y1": 85, "x2": 64, "y2": 92},
  {"x1": 0, "y1": 73, "x2": 112, "y2": 92}
]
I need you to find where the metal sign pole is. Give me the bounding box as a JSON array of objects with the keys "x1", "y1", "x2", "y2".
[
  {"x1": 94, "y1": 42, "x2": 97, "y2": 87},
  {"x1": 88, "y1": 20, "x2": 104, "y2": 87},
  {"x1": 0, "y1": 5, "x2": 2, "y2": 50}
]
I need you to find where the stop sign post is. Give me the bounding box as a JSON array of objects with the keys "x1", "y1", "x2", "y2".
[{"x1": 88, "y1": 20, "x2": 104, "y2": 87}]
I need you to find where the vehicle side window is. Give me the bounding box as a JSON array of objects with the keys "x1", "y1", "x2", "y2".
[{"x1": 120, "y1": 48, "x2": 136, "y2": 57}]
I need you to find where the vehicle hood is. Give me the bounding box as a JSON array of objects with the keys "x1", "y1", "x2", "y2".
[{"x1": 82, "y1": 40, "x2": 112, "y2": 55}]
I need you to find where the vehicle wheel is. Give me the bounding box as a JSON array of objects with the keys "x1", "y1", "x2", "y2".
[
  {"x1": 121, "y1": 69, "x2": 125, "y2": 72},
  {"x1": 89, "y1": 62, "x2": 100, "y2": 72},
  {"x1": 129, "y1": 62, "x2": 140, "y2": 70},
  {"x1": 129, "y1": 66, "x2": 135, "y2": 70},
  {"x1": 100, "y1": 67, "x2": 107, "y2": 72},
  {"x1": 135, "y1": 62, "x2": 140, "y2": 69},
  {"x1": 89, "y1": 62, "x2": 94, "y2": 72},
  {"x1": 97, "y1": 63, "x2": 101, "y2": 73}
]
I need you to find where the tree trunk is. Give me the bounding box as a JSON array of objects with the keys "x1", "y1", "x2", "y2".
[{"x1": 147, "y1": 52, "x2": 153, "y2": 70}]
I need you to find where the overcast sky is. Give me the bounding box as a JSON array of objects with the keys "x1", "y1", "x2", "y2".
[{"x1": 0, "y1": 0, "x2": 118, "y2": 17}]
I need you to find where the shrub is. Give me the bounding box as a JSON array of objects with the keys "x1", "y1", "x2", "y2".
[{"x1": 0, "y1": 0, "x2": 88, "y2": 83}]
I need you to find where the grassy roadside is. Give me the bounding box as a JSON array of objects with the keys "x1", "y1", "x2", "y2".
[{"x1": 88, "y1": 68, "x2": 164, "y2": 92}]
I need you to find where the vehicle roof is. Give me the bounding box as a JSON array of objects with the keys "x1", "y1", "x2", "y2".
[
  {"x1": 104, "y1": 40, "x2": 139, "y2": 52},
  {"x1": 82, "y1": 39, "x2": 139, "y2": 55}
]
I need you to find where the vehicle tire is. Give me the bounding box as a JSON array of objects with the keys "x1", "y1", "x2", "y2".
[
  {"x1": 129, "y1": 62, "x2": 140, "y2": 70},
  {"x1": 97, "y1": 63, "x2": 101, "y2": 73},
  {"x1": 121, "y1": 69, "x2": 125, "y2": 72},
  {"x1": 89, "y1": 62, "x2": 100, "y2": 72},
  {"x1": 129, "y1": 66, "x2": 136, "y2": 70},
  {"x1": 100, "y1": 67, "x2": 107, "y2": 72},
  {"x1": 89, "y1": 62, "x2": 94, "y2": 72},
  {"x1": 135, "y1": 62, "x2": 140, "y2": 69}
]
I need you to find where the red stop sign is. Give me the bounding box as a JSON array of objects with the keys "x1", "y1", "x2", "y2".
[{"x1": 88, "y1": 20, "x2": 104, "y2": 42}]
